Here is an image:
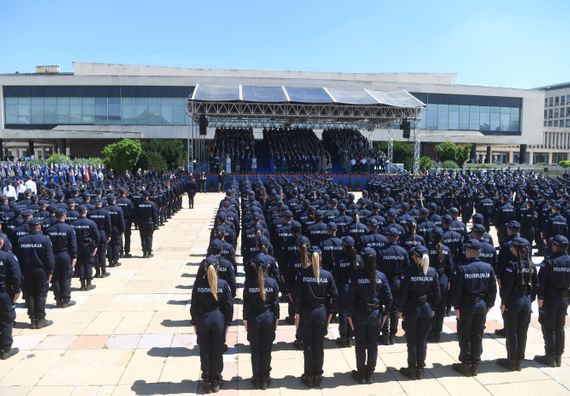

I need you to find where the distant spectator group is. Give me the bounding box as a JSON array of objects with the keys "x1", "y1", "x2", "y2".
[
  {"x1": 264, "y1": 128, "x2": 332, "y2": 174},
  {"x1": 322, "y1": 128, "x2": 386, "y2": 173},
  {"x1": 209, "y1": 128, "x2": 257, "y2": 174}
]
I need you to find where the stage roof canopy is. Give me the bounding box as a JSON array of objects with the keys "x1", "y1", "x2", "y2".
[{"x1": 188, "y1": 84, "x2": 424, "y2": 128}]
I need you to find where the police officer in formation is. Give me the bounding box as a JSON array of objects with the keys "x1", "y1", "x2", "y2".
[{"x1": 0, "y1": 237, "x2": 21, "y2": 360}]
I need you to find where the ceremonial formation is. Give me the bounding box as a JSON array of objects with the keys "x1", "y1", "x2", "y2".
[
  {"x1": 0, "y1": 165, "x2": 187, "y2": 360},
  {"x1": 188, "y1": 169, "x2": 570, "y2": 393}
]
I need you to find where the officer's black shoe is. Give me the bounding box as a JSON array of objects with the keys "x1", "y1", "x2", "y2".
[
  {"x1": 313, "y1": 375, "x2": 322, "y2": 387},
  {"x1": 351, "y1": 370, "x2": 365, "y2": 384},
  {"x1": 94, "y1": 272, "x2": 101, "y2": 278},
  {"x1": 86, "y1": 281, "x2": 96, "y2": 291},
  {"x1": 346, "y1": 337, "x2": 353, "y2": 347},
  {"x1": 80, "y1": 280, "x2": 86, "y2": 291},
  {"x1": 294, "y1": 339, "x2": 304, "y2": 350},
  {"x1": 113, "y1": 261, "x2": 122, "y2": 267},
  {"x1": 365, "y1": 375, "x2": 373, "y2": 384},
  {"x1": 389, "y1": 335, "x2": 395, "y2": 345},
  {"x1": 400, "y1": 367, "x2": 417, "y2": 380},
  {"x1": 147, "y1": 253, "x2": 154, "y2": 258},
  {"x1": 555, "y1": 355, "x2": 562, "y2": 367},
  {"x1": 124, "y1": 253, "x2": 132, "y2": 258},
  {"x1": 301, "y1": 373, "x2": 313, "y2": 387},
  {"x1": 494, "y1": 328, "x2": 506, "y2": 337},
  {"x1": 30, "y1": 319, "x2": 37, "y2": 329},
  {"x1": 497, "y1": 358, "x2": 516, "y2": 371},
  {"x1": 201, "y1": 380, "x2": 211, "y2": 394},
  {"x1": 416, "y1": 368, "x2": 424, "y2": 380},
  {"x1": 471, "y1": 363, "x2": 480, "y2": 376},
  {"x1": 251, "y1": 376, "x2": 261, "y2": 389},
  {"x1": 264, "y1": 376, "x2": 272, "y2": 387},
  {"x1": 211, "y1": 379, "x2": 220, "y2": 393},
  {"x1": 452, "y1": 363, "x2": 472, "y2": 377},
  {"x1": 259, "y1": 377, "x2": 267, "y2": 390},
  {"x1": 142, "y1": 252, "x2": 148, "y2": 258},
  {"x1": 36, "y1": 319, "x2": 54, "y2": 329},
  {"x1": 56, "y1": 301, "x2": 63, "y2": 308},
  {"x1": 336, "y1": 338, "x2": 347, "y2": 348},
  {"x1": 61, "y1": 301, "x2": 76, "y2": 309},
  {"x1": 515, "y1": 360, "x2": 522, "y2": 371},
  {"x1": 285, "y1": 316, "x2": 294, "y2": 324},
  {"x1": 380, "y1": 334, "x2": 390, "y2": 345},
  {"x1": 0, "y1": 347, "x2": 19, "y2": 360},
  {"x1": 534, "y1": 354, "x2": 556, "y2": 367},
  {"x1": 101, "y1": 271, "x2": 110, "y2": 278}
]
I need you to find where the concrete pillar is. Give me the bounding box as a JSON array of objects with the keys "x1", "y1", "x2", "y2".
[
  {"x1": 470, "y1": 144, "x2": 477, "y2": 162},
  {"x1": 57, "y1": 139, "x2": 66, "y2": 154},
  {"x1": 548, "y1": 152, "x2": 553, "y2": 165},
  {"x1": 28, "y1": 141, "x2": 35, "y2": 158},
  {"x1": 508, "y1": 151, "x2": 513, "y2": 164},
  {"x1": 519, "y1": 144, "x2": 527, "y2": 164},
  {"x1": 486, "y1": 146, "x2": 492, "y2": 164}
]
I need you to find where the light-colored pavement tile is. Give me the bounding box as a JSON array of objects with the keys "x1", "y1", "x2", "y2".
[
  {"x1": 36, "y1": 335, "x2": 77, "y2": 350},
  {"x1": 106, "y1": 334, "x2": 142, "y2": 350},
  {"x1": 69, "y1": 335, "x2": 109, "y2": 350}
]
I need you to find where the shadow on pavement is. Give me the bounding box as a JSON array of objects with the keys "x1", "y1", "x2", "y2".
[
  {"x1": 131, "y1": 379, "x2": 197, "y2": 395},
  {"x1": 147, "y1": 346, "x2": 199, "y2": 358}
]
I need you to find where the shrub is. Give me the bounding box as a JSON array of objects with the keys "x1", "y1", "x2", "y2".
[
  {"x1": 441, "y1": 160, "x2": 459, "y2": 169},
  {"x1": 102, "y1": 139, "x2": 142, "y2": 175}
]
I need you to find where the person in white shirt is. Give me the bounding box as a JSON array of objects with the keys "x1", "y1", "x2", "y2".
[
  {"x1": 2, "y1": 183, "x2": 17, "y2": 199},
  {"x1": 24, "y1": 176, "x2": 37, "y2": 194},
  {"x1": 16, "y1": 180, "x2": 26, "y2": 196}
]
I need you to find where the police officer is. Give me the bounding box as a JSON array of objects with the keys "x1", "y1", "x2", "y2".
[
  {"x1": 347, "y1": 248, "x2": 392, "y2": 384},
  {"x1": 497, "y1": 237, "x2": 538, "y2": 371},
  {"x1": 319, "y1": 222, "x2": 343, "y2": 273},
  {"x1": 334, "y1": 236, "x2": 358, "y2": 348},
  {"x1": 16, "y1": 218, "x2": 55, "y2": 329},
  {"x1": 534, "y1": 235, "x2": 570, "y2": 367},
  {"x1": 89, "y1": 198, "x2": 111, "y2": 277},
  {"x1": 0, "y1": 238, "x2": 21, "y2": 360},
  {"x1": 427, "y1": 228, "x2": 453, "y2": 342},
  {"x1": 378, "y1": 226, "x2": 410, "y2": 345},
  {"x1": 449, "y1": 239, "x2": 497, "y2": 376},
  {"x1": 105, "y1": 195, "x2": 125, "y2": 267},
  {"x1": 399, "y1": 245, "x2": 441, "y2": 380},
  {"x1": 136, "y1": 191, "x2": 159, "y2": 258},
  {"x1": 116, "y1": 188, "x2": 134, "y2": 258},
  {"x1": 243, "y1": 257, "x2": 280, "y2": 389},
  {"x1": 294, "y1": 247, "x2": 338, "y2": 388},
  {"x1": 190, "y1": 256, "x2": 234, "y2": 394},
  {"x1": 72, "y1": 205, "x2": 99, "y2": 291},
  {"x1": 46, "y1": 208, "x2": 78, "y2": 308},
  {"x1": 186, "y1": 175, "x2": 197, "y2": 209}
]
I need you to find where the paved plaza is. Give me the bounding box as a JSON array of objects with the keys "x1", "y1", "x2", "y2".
[{"x1": 1, "y1": 193, "x2": 569, "y2": 396}]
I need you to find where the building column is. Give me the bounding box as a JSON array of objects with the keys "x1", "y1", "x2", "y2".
[
  {"x1": 470, "y1": 144, "x2": 477, "y2": 162},
  {"x1": 508, "y1": 151, "x2": 513, "y2": 164},
  {"x1": 28, "y1": 141, "x2": 35, "y2": 158},
  {"x1": 548, "y1": 152, "x2": 553, "y2": 165},
  {"x1": 57, "y1": 139, "x2": 66, "y2": 154},
  {"x1": 486, "y1": 146, "x2": 492, "y2": 164},
  {"x1": 519, "y1": 144, "x2": 527, "y2": 164}
]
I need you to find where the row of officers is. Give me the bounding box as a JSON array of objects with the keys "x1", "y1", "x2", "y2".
[
  {"x1": 0, "y1": 188, "x2": 171, "y2": 361},
  {"x1": 191, "y1": 232, "x2": 570, "y2": 392}
]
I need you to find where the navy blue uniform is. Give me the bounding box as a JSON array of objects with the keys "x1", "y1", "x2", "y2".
[
  {"x1": 0, "y1": 250, "x2": 21, "y2": 350},
  {"x1": 500, "y1": 259, "x2": 538, "y2": 362},
  {"x1": 190, "y1": 273, "x2": 234, "y2": 383},
  {"x1": 105, "y1": 204, "x2": 125, "y2": 265},
  {"x1": 537, "y1": 252, "x2": 570, "y2": 360},
  {"x1": 116, "y1": 196, "x2": 134, "y2": 256},
  {"x1": 16, "y1": 231, "x2": 55, "y2": 320},
  {"x1": 243, "y1": 275, "x2": 280, "y2": 382},
  {"x1": 348, "y1": 269, "x2": 392, "y2": 378},
  {"x1": 293, "y1": 267, "x2": 338, "y2": 378},
  {"x1": 89, "y1": 208, "x2": 112, "y2": 275},
  {"x1": 319, "y1": 236, "x2": 343, "y2": 272},
  {"x1": 400, "y1": 266, "x2": 440, "y2": 369},
  {"x1": 46, "y1": 221, "x2": 78, "y2": 304},
  {"x1": 449, "y1": 258, "x2": 497, "y2": 365},
  {"x1": 135, "y1": 199, "x2": 159, "y2": 257},
  {"x1": 378, "y1": 243, "x2": 410, "y2": 339},
  {"x1": 72, "y1": 216, "x2": 99, "y2": 282},
  {"x1": 427, "y1": 242, "x2": 453, "y2": 337}
]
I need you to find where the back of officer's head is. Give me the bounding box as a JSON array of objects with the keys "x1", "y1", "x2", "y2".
[{"x1": 551, "y1": 235, "x2": 569, "y2": 253}]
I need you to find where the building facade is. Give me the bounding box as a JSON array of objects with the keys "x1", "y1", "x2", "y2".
[{"x1": 0, "y1": 62, "x2": 545, "y2": 162}]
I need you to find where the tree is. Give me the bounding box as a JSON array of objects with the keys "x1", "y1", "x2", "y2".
[
  {"x1": 441, "y1": 160, "x2": 459, "y2": 169},
  {"x1": 377, "y1": 141, "x2": 414, "y2": 171},
  {"x1": 434, "y1": 141, "x2": 472, "y2": 166},
  {"x1": 45, "y1": 153, "x2": 72, "y2": 165},
  {"x1": 138, "y1": 151, "x2": 168, "y2": 171},
  {"x1": 140, "y1": 139, "x2": 185, "y2": 170},
  {"x1": 560, "y1": 160, "x2": 570, "y2": 168},
  {"x1": 420, "y1": 156, "x2": 435, "y2": 172},
  {"x1": 102, "y1": 139, "x2": 142, "y2": 175}
]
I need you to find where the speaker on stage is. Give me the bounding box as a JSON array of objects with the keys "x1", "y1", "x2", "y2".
[
  {"x1": 199, "y1": 115, "x2": 208, "y2": 136},
  {"x1": 401, "y1": 118, "x2": 411, "y2": 139}
]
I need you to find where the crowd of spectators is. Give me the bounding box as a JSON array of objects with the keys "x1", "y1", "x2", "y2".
[
  {"x1": 209, "y1": 128, "x2": 257, "y2": 174},
  {"x1": 322, "y1": 128, "x2": 387, "y2": 173},
  {"x1": 264, "y1": 128, "x2": 332, "y2": 174}
]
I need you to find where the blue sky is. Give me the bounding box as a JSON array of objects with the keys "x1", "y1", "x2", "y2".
[{"x1": 0, "y1": 0, "x2": 567, "y2": 88}]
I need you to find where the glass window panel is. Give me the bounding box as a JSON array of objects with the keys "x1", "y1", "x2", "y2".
[
  {"x1": 5, "y1": 97, "x2": 17, "y2": 106},
  {"x1": 510, "y1": 108, "x2": 520, "y2": 131},
  {"x1": 147, "y1": 98, "x2": 160, "y2": 125},
  {"x1": 17, "y1": 97, "x2": 31, "y2": 124},
  {"x1": 459, "y1": 105, "x2": 470, "y2": 129},
  {"x1": 562, "y1": 96, "x2": 566, "y2": 106},
  {"x1": 490, "y1": 107, "x2": 500, "y2": 131},
  {"x1": 500, "y1": 107, "x2": 511, "y2": 131},
  {"x1": 5, "y1": 103, "x2": 18, "y2": 123},
  {"x1": 122, "y1": 98, "x2": 135, "y2": 125},
  {"x1": 70, "y1": 98, "x2": 82, "y2": 123},
  {"x1": 549, "y1": 109, "x2": 553, "y2": 118},
  {"x1": 135, "y1": 97, "x2": 148, "y2": 124},
  {"x1": 160, "y1": 97, "x2": 174, "y2": 125},
  {"x1": 479, "y1": 106, "x2": 490, "y2": 131},
  {"x1": 94, "y1": 97, "x2": 108, "y2": 124},
  {"x1": 425, "y1": 104, "x2": 437, "y2": 129},
  {"x1": 44, "y1": 97, "x2": 56, "y2": 123},
  {"x1": 31, "y1": 97, "x2": 44, "y2": 124},
  {"x1": 56, "y1": 97, "x2": 70, "y2": 124},
  {"x1": 81, "y1": 97, "x2": 94, "y2": 123},
  {"x1": 469, "y1": 106, "x2": 480, "y2": 130},
  {"x1": 437, "y1": 104, "x2": 449, "y2": 130},
  {"x1": 448, "y1": 105, "x2": 459, "y2": 129},
  {"x1": 173, "y1": 98, "x2": 187, "y2": 125},
  {"x1": 554, "y1": 120, "x2": 559, "y2": 127},
  {"x1": 108, "y1": 97, "x2": 121, "y2": 124}
]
